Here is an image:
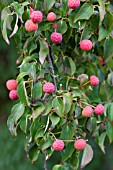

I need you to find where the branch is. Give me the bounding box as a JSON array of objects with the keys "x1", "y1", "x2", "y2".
[
  {"x1": 48, "y1": 53, "x2": 57, "y2": 91},
  {"x1": 44, "y1": 152, "x2": 48, "y2": 170}
]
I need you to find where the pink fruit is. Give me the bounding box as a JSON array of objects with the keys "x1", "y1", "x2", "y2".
[
  {"x1": 9, "y1": 90, "x2": 18, "y2": 100},
  {"x1": 6, "y1": 79, "x2": 18, "y2": 90},
  {"x1": 99, "y1": 57, "x2": 105, "y2": 66},
  {"x1": 52, "y1": 139, "x2": 64, "y2": 151},
  {"x1": 80, "y1": 40, "x2": 93, "y2": 51},
  {"x1": 30, "y1": 11, "x2": 43, "y2": 23},
  {"x1": 25, "y1": 20, "x2": 38, "y2": 32},
  {"x1": 30, "y1": 8, "x2": 34, "y2": 15},
  {"x1": 90, "y1": 75, "x2": 99, "y2": 86},
  {"x1": 68, "y1": 0, "x2": 80, "y2": 9},
  {"x1": 53, "y1": 22, "x2": 57, "y2": 29},
  {"x1": 82, "y1": 106, "x2": 93, "y2": 117},
  {"x1": 74, "y1": 139, "x2": 86, "y2": 150},
  {"x1": 47, "y1": 12, "x2": 56, "y2": 22},
  {"x1": 43, "y1": 82, "x2": 55, "y2": 94},
  {"x1": 51, "y1": 32, "x2": 62, "y2": 44},
  {"x1": 94, "y1": 104, "x2": 104, "y2": 115}
]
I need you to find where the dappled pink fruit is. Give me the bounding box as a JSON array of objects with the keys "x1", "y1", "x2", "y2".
[
  {"x1": 80, "y1": 40, "x2": 93, "y2": 51},
  {"x1": 94, "y1": 104, "x2": 104, "y2": 115},
  {"x1": 90, "y1": 75, "x2": 99, "y2": 86},
  {"x1": 47, "y1": 12, "x2": 56, "y2": 22},
  {"x1": 68, "y1": 0, "x2": 80, "y2": 9},
  {"x1": 43, "y1": 82, "x2": 55, "y2": 94},
  {"x1": 25, "y1": 20, "x2": 38, "y2": 32},
  {"x1": 9, "y1": 90, "x2": 18, "y2": 100},
  {"x1": 6, "y1": 79, "x2": 18, "y2": 90},
  {"x1": 74, "y1": 139, "x2": 86, "y2": 150},
  {"x1": 30, "y1": 10, "x2": 43, "y2": 23},
  {"x1": 82, "y1": 106, "x2": 93, "y2": 117},
  {"x1": 51, "y1": 32, "x2": 62, "y2": 44},
  {"x1": 99, "y1": 57, "x2": 105, "y2": 66},
  {"x1": 52, "y1": 140, "x2": 64, "y2": 151}
]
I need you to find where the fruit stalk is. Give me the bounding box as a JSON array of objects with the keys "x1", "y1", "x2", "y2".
[{"x1": 47, "y1": 52, "x2": 57, "y2": 91}]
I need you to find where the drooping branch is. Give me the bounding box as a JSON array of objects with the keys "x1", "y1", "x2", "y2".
[{"x1": 47, "y1": 52, "x2": 57, "y2": 91}]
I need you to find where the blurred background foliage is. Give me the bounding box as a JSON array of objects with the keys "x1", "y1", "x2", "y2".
[{"x1": 1, "y1": 0, "x2": 113, "y2": 170}]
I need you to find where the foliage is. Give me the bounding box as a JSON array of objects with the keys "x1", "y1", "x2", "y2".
[{"x1": 1, "y1": 0, "x2": 113, "y2": 169}]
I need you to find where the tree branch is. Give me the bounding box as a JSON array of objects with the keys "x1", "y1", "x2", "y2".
[
  {"x1": 44, "y1": 152, "x2": 48, "y2": 170},
  {"x1": 48, "y1": 53, "x2": 57, "y2": 91}
]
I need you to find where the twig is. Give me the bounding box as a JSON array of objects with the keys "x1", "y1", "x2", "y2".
[
  {"x1": 48, "y1": 53, "x2": 57, "y2": 91},
  {"x1": 44, "y1": 152, "x2": 48, "y2": 170}
]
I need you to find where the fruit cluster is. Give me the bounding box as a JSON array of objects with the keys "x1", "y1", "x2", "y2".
[{"x1": 6, "y1": 80, "x2": 18, "y2": 100}]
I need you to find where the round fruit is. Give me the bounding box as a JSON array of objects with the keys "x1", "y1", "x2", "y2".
[
  {"x1": 90, "y1": 75, "x2": 99, "y2": 86},
  {"x1": 25, "y1": 20, "x2": 38, "y2": 32},
  {"x1": 47, "y1": 12, "x2": 56, "y2": 22},
  {"x1": 74, "y1": 139, "x2": 86, "y2": 150},
  {"x1": 52, "y1": 140, "x2": 64, "y2": 151},
  {"x1": 82, "y1": 106, "x2": 93, "y2": 117},
  {"x1": 43, "y1": 82, "x2": 55, "y2": 94},
  {"x1": 68, "y1": 0, "x2": 80, "y2": 9},
  {"x1": 80, "y1": 40, "x2": 93, "y2": 51},
  {"x1": 30, "y1": 10, "x2": 43, "y2": 23},
  {"x1": 6, "y1": 79, "x2": 18, "y2": 90},
  {"x1": 94, "y1": 104, "x2": 104, "y2": 115},
  {"x1": 51, "y1": 32, "x2": 62, "y2": 44},
  {"x1": 9, "y1": 90, "x2": 18, "y2": 100}
]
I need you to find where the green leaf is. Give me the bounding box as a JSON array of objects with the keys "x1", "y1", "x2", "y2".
[
  {"x1": 19, "y1": 115, "x2": 27, "y2": 134},
  {"x1": 52, "y1": 165, "x2": 62, "y2": 170},
  {"x1": 68, "y1": 57, "x2": 76, "y2": 76},
  {"x1": 70, "y1": 151, "x2": 79, "y2": 169},
  {"x1": 61, "y1": 142, "x2": 75, "y2": 161},
  {"x1": 63, "y1": 93, "x2": 72, "y2": 114},
  {"x1": 9, "y1": 14, "x2": 18, "y2": 38},
  {"x1": 106, "y1": 121, "x2": 113, "y2": 143},
  {"x1": 41, "y1": 134, "x2": 53, "y2": 151},
  {"x1": 44, "y1": 101, "x2": 52, "y2": 115},
  {"x1": 81, "y1": 144, "x2": 93, "y2": 168},
  {"x1": 52, "y1": 97, "x2": 64, "y2": 117},
  {"x1": 107, "y1": 72, "x2": 113, "y2": 86},
  {"x1": 7, "y1": 115, "x2": 17, "y2": 136},
  {"x1": 39, "y1": 40, "x2": 49, "y2": 65},
  {"x1": 29, "y1": 145, "x2": 39, "y2": 162},
  {"x1": 32, "y1": 82, "x2": 42, "y2": 99},
  {"x1": 97, "y1": 0, "x2": 105, "y2": 26},
  {"x1": 11, "y1": 103, "x2": 25, "y2": 124},
  {"x1": 2, "y1": 14, "x2": 10, "y2": 44},
  {"x1": 17, "y1": 72, "x2": 28, "y2": 82},
  {"x1": 44, "y1": 0, "x2": 55, "y2": 13},
  {"x1": 87, "y1": 117, "x2": 97, "y2": 133},
  {"x1": 98, "y1": 132, "x2": 106, "y2": 153},
  {"x1": 50, "y1": 113, "x2": 60, "y2": 127},
  {"x1": 60, "y1": 124, "x2": 74, "y2": 140},
  {"x1": 56, "y1": 20, "x2": 67, "y2": 34},
  {"x1": 73, "y1": 3, "x2": 94, "y2": 23},
  {"x1": 30, "y1": 120, "x2": 40, "y2": 139},
  {"x1": 17, "y1": 81, "x2": 29, "y2": 105},
  {"x1": 33, "y1": 105, "x2": 45, "y2": 119},
  {"x1": 26, "y1": 63, "x2": 37, "y2": 82},
  {"x1": 104, "y1": 36, "x2": 113, "y2": 59}
]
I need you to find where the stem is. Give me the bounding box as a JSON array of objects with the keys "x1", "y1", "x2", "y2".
[
  {"x1": 48, "y1": 53, "x2": 57, "y2": 91},
  {"x1": 49, "y1": 131, "x2": 57, "y2": 140},
  {"x1": 80, "y1": 100, "x2": 95, "y2": 108},
  {"x1": 44, "y1": 152, "x2": 48, "y2": 170},
  {"x1": 63, "y1": 140, "x2": 74, "y2": 142},
  {"x1": 79, "y1": 81, "x2": 90, "y2": 88}
]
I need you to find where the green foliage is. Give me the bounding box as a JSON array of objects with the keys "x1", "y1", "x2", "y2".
[{"x1": 1, "y1": 0, "x2": 113, "y2": 169}]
